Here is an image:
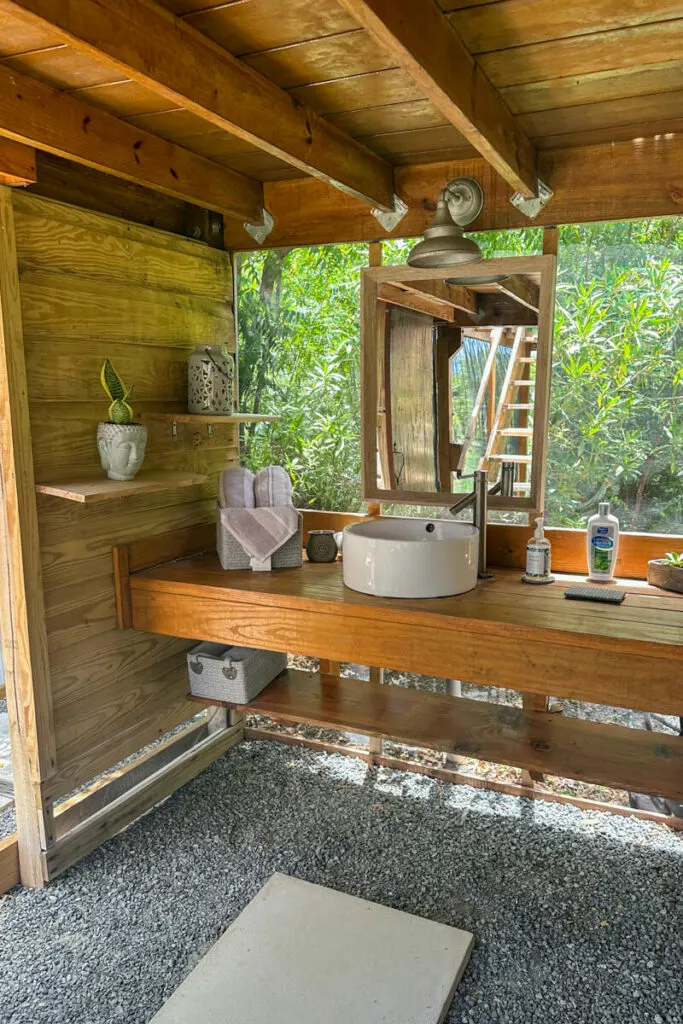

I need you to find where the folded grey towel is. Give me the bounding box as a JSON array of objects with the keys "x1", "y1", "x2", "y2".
[
  {"x1": 254, "y1": 466, "x2": 293, "y2": 507},
  {"x1": 219, "y1": 467, "x2": 255, "y2": 509},
  {"x1": 222, "y1": 506, "x2": 298, "y2": 562}
]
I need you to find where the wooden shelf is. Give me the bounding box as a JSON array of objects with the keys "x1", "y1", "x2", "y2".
[
  {"x1": 36, "y1": 470, "x2": 208, "y2": 504},
  {"x1": 143, "y1": 412, "x2": 279, "y2": 424},
  {"x1": 190, "y1": 669, "x2": 683, "y2": 801}
]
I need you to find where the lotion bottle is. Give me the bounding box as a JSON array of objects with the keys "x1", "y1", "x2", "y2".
[
  {"x1": 523, "y1": 516, "x2": 552, "y2": 582},
  {"x1": 587, "y1": 502, "x2": 620, "y2": 581}
]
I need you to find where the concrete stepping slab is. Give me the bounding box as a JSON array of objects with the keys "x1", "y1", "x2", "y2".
[{"x1": 151, "y1": 872, "x2": 473, "y2": 1024}]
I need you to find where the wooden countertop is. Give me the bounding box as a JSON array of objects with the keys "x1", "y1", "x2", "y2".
[{"x1": 132, "y1": 555, "x2": 683, "y2": 657}]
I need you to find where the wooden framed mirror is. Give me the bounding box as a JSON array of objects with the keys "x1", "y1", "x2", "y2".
[{"x1": 360, "y1": 255, "x2": 557, "y2": 511}]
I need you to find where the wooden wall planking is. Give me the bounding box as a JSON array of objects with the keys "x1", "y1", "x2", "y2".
[{"x1": 14, "y1": 192, "x2": 238, "y2": 799}]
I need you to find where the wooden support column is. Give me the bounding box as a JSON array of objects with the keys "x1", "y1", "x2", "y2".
[
  {"x1": 521, "y1": 692, "x2": 550, "y2": 786},
  {"x1": 542, "y1": 226, "x2": 560, "y2": 258},
  {"x1": 0, "y1": 186, "x2": 56, "y2": 886},
  {"x1": 368, "y1": 667, "x2": 384, "y2": 760},
  {"x1": 519, "y1": 236, "x2": 557, "y2": 785},
  {"x1": 368, "y1": 239, "x2": 383, "y2": 516}
]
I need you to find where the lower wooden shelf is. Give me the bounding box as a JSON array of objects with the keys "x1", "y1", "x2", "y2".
[{"x1": 190, "y1": 669, "x2": 683, "y2": 801}]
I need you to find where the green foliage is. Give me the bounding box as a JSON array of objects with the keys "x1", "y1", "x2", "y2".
[
  {"x1": 238, "y1": 245, "x2": 365, "y2": 510},
  {"x1": 238, "y1": 219, "x2": 683, "y2": 533},
  {"x1": 100, "y1": 359, "x2": 135, "y2": 424},
  {"x1": 664, "y1": 551, "x2": 683, "y2": 566}
]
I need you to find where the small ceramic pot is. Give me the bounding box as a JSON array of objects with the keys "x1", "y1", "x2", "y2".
[
  {"x1": 306, "y1": 530, "x2": 339, "y2": 563},
  {"x1": 188, "y1": 344, "x2": 234, "y2": 415},
  {"x1": 97, "y1": 422, "x2": 148, "y2": 481}
]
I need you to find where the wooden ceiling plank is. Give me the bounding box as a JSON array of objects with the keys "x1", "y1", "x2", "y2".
[
  {"x1": 65, "y1": 81, "x2": 180, "y2": 119},
  {"x1": 502, "y1": 61, "x2": 683, "y2": 116},
  {"x1": 0, "y1": 137, "x2": 36, "y2": 184},
  {"x1": 518, "y1": 89, "x2": 683, "y2": 140},
  {"x1": 0, "y1": 62, "x2": 263, "y2": 221},
  {"x1": 449, "y1": 0, "x2": 683, "y2": 55},
  {"x1": 6, "y1": 0, "x2": 395, "y2": 210},
  {"x1": 288, "y1": 69, "x2": 423, "y2": 116},
  {"x1": 481, "y1": 19, "x2": 683, "y2": 89},
  {"x1": 178, "y1": 0, "x2": 359, "y2": 57},
  {"x1": 242, "y1": 29, "x2": 391, "y2": 89},
  {"x1": 326, "y1": 99, "x2": 449, "y2": 138},
  {"x1": 223, "y1": 135, "x2": 683, "y2": 249},
  {"x1": 337, "y1": 0, "x2": 538, "y2": 196},
  {"x1": 533, "y1": 118, "x2": 683, "y2": 153},
  {"x1": 364, "y1": 125, "x2": 475, "y2": 160}
]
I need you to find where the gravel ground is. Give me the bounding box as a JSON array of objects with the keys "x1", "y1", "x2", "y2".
[{"x1": 1, "y1": 741, "x2": 681, "y2": 1024}]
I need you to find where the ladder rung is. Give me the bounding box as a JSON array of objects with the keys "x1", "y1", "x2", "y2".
[
  {"x1": 489, "y1": 454, "x2": 532, "y2": 463},
  {"x1": 513, "y1": 482, "x2": 531, "y2": 492},
  {"x1": 499, "y1": 427, "x2": 533, "y2": 436},
  {"x1": 504, "y1": 403, "x2": 534, "y2": 410},
  {"x1": 511, "y1": 379, "x2": 534, "y2": 386},
  {"x1": 517, "y1": 356, "x2": 536, "y2": 363}
]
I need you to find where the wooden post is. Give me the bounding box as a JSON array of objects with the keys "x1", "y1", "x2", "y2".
[
  {"x1": 0, "y1": 187, "x2": 57, "y2": 886},
  {"x1": 368, "y1": 667, "x2": 384, "y2": 760},
  {"x1": 368, "y1": 239, "x2": 383, "y2": 513},
  {"x1": 542, "y1": 226, "x2": 559, "y2": 257},
  {"x1": 521, "y1": 692, "x2": 550, "y2": 785}
]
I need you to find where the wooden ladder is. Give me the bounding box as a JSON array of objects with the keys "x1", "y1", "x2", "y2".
[{"x1": 480, "y1": 326, "x2": 536, "y2": 492}]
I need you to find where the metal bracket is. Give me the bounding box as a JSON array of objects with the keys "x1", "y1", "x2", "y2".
[
  {"x1": 371, "y1": 194, "x2": 408, "y2": 233},
  {"x1": 509, "y1": 180, "x2": 553, "y2": 219},
  {"x1": 243, "y1": 208, "x2": 275, "y2": 245}
]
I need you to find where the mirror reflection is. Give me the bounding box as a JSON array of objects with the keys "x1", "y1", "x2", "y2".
[{"x1": 369, "y1": 260, "x2": 552, "y2": 509}]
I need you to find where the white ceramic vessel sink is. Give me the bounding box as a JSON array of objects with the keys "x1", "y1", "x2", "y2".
[{"x1": 343, "y1": 518, "x2": 478, "y2": 599}]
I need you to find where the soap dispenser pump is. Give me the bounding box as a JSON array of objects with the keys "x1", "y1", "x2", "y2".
[{"x1": 522, "y1": 516, "x2": 554, "y2": 584}]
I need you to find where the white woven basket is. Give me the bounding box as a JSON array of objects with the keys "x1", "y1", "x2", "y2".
[{"x1": 187, "y1": 642, "x2": 287, "y2": 703}]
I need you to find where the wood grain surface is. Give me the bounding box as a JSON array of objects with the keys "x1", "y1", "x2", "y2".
[
  {"x1": 15, "y1": 193, "x2": 237, "y2": 804},
  {"x1": 194, "y1": 668, "x2": 683, "y2": 800},
  {"x1": 128, "y1": 553, "x2": 683, "y2": 715}
]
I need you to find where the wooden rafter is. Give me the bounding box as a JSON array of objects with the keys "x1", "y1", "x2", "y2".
[
  {"x1": 0, "y1": 139, "x2": 36, "y2": 186},
  {"x1": 378, "y1": 282, "x2": 455, "y2": 322},
  {"x1": 224, "y1": 137, "x2": 683, "y2": 248},
  {"x1": 0, "y1": 64, "x2": 263, "y2": 222},
  {"x1": 7, "y1": 0, "x2": 395, "y2": 212},
  {"x1": 476, "y1": 275, "x2": 540, "y2": 312},
  {"x1": 337, "y1": 0, "x2": 537, "y2": 196},
  {"x1": 390, "y1": 279, "x2": 478, "y2": 316}
]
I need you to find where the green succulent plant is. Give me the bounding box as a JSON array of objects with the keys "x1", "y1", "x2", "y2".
[
  {"x1": 100, "y1": 359, "x2": 135, "y2": 424},
  {"x1": 663, "y1": 552, "x2": 683, "y2": 567}
]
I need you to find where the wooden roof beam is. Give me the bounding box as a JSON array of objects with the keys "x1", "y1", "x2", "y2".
[
  {"x1": 378, "y1": 283, "x2": 455, "y2": 322},
  {"x1": 338, "y1": 0, "x2": 538, "y2": 197},
  {"x1": 224, "y1": 136, "x2": 683, "y2": 249},
  {"x1": 476, "y1": 275, "x2": 540, "y2": 313},
  {"x1": 7, "y1": 0, "x2": 395, "y2": 212},
  {"x1": 0, "y1": 139, "x2": 36, "y2": 186},
  {"x1": 390, "y1": 279, "x2": 478, "y2": 316},
  {"x1": 0, "y1": 64, "x2": 262, "y2": 222}
]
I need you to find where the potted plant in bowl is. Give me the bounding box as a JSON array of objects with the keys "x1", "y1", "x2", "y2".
[
  {"x1": 648, "y1": 551, "x2": 683, "y2": 594},
  {"x1": 97, "y1": 359, "x2": 148, "y2": 481}
]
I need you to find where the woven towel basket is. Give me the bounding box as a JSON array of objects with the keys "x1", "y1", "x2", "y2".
[
  {"x1": 188, "y1": 642, "x2": 287, "y2": 703},
  {"x1": 216, "y1": 505, "x2": 303, "y2": 570}
]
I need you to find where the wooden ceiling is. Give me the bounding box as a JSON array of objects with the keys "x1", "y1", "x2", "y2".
[{"x1": 0, "y1": 0, "x2": 682, "y2": 242}]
